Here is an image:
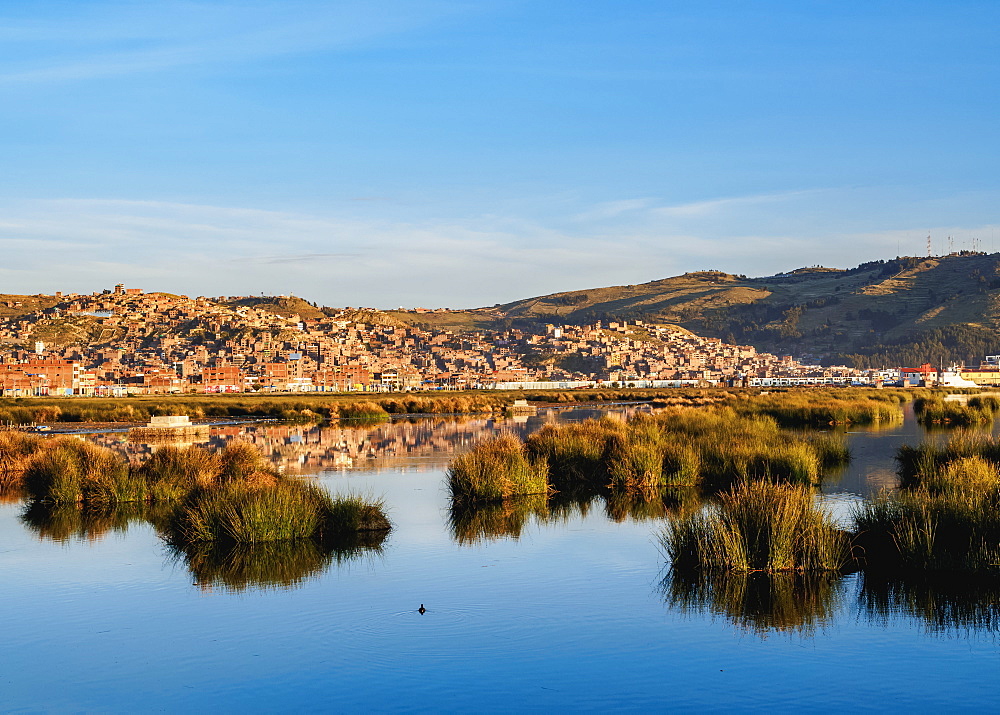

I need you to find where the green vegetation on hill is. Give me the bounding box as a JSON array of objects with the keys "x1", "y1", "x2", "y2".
[
  {"x1": 476, "y1": 253, "x2": 1000, "y2": 367},
  {"x1": 0, "y1": 294, "x2": 60, "y2": 320}
]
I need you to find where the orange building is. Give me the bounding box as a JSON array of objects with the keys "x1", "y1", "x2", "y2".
[
  {"x1": 0, "y1": 359, "x2": 80, "y2": 395},
  {"x1": 201, "y1": 366, "x2": 245, "y2": 392}
]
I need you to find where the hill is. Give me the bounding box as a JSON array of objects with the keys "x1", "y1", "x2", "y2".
[
  {"x1": 3, "y1": 253, "x2": 997, "y2": 368},
  {"x1": 486, "y1": 253, "x2": 1000, "y2": 367},
  {"x1": 224, "y1": 296, "x2": 328, "y2": 321},
  {"x1": 0, "y1": 294, "x2": 60, "y2": 320}
]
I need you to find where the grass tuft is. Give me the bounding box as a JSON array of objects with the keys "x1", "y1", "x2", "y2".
[
  {"x1": 662, "y1": 481, "x2": 848, "y2": 573},
  {"x1": 447, "y1": 432, "x2": 550, "y2": 503}
]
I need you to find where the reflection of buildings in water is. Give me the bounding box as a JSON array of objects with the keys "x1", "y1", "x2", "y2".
[
  {"x1": 82, "y1": 405, "x2": 653, "y2": 475},
  {"x1": 865, "y1": 467, "x2": 899, "y2": 492}
]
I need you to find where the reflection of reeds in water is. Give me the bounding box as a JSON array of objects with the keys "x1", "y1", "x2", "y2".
[
  {"x1": 172, "y1": 531, "x2": 388, "y2": 593},
  {"x1": 861, "y1": 573, "x2": 1000, "y2": 635},
  {"x1": 448, "y1": 494, "x2": 549, "y2": 545},
  {"x1": 663, "y1": 569, "x2": 847, "y2": 637},
  {"x1": 603, "y1": 487, "x2": 701, "y2": 523},
  {"x1": 0, "y1": 481, "x2": 25, "y2": 504},
  {"x1": 545, "y1": 488, "x2": 598, "y2": 524},
  {"x1": 449, "y1": 486, "x2": 705, "y2": 544},
  {"x1": 19, "y1": 500, "x2": 170, "y2": 543}
]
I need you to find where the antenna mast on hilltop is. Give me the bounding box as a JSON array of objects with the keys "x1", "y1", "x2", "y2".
[
  {"x1": 948, "y1": 235, "x2": 954, "y2": 253},
  {"x1": 927, "y1": 234, "x2": 932, "y2": 257}
]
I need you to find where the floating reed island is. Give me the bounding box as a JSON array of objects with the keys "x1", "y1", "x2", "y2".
[{"x1": 5, "y1": 436, "x2": 391, "y2": 546}]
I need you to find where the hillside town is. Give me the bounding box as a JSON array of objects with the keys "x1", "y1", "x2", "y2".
[{"x1": 0, "y1": 285, "x2": 876, "y2": 396}]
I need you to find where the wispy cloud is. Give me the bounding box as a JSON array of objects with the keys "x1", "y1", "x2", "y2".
[
  {"x1": 652, "y1": 190, "x2": 821, "y2": 218},
  {"x1": 572, "y1": 198, "x2": 655, "y2": 222},
  {"x1": 245, "y1": 253, "x2": 361, "y2": 265},
  {"x1": 2, "y1": 192, "x2": 998, "y2": 307},
  {"x1": 0, "y1": 1, "x2": 480, "y2": 85}
]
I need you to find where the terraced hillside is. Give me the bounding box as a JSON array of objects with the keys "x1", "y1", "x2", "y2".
[{"x1": 489, "y1": 253, "x2": 1000, "y2": 367}]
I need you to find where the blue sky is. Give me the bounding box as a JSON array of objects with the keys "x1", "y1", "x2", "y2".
[{"x1": 1, "y1": 0, "x2": 997, "y2": 307}]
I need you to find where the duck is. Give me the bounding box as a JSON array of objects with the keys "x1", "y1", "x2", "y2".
[{"x1": 418, "y1": 604, "x2": 426, "y2": 614}]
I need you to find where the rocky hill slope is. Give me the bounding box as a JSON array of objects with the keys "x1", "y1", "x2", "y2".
[{"x1": 488, "y1": 253, "x2": 1000, "y2": 367}]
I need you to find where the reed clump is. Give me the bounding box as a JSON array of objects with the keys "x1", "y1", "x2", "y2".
[
  {"x1": 805, "y1": 432, "x2": 851, "y2": 468},
  {"x1": 525, "y1": 420, "x2": 619, "y2": 487},
  {"x1": 913, "y1": 396, "x2": 996, "y2": 426},
  {"x1": 335, "y1": 402, "x2": 390, "y2": 421},
  {"x1": 447, "y1": 432, "x2": 549, "y2": 503},
  {"x1": 968, "y1": 394, "x2": 1000, "y2": 412},
  {"x1": 17, "y1": 438, "x2": 392, "y2": 546},
  {"x1": 169, "y1": 481, "x2": 323, "y2": 543},
  {"x1": 137, "y1": 445, "x2": 223, "y2": 501},
  {"x1": 852, "y1": 489, "x2": 1000, "y2": 572},
  {"x1": 23, "y1": 439, "x2": 140, "y2": 504},
  {"x1": 518, "y1": 408, "x2": 833, "y2": 492},
  {"x1": 661, "y1": 481, "x2": 848, "y2": 573},
  {"x1": 896, "y1": 432, "x2": 1000, "y2": 485},
  {"x1": 736, "y1": 391, "x2": 904, "y2": 427},
  {"x1": 322, "y1": 493, "x2": 392, "y2": 536},
  {"x1": 167, "y1": 481, "x2": 390, "y2": 544},
  {"x1": 0, "y1": 430, "x2": 47, "y2": 485},
  {"x1": 850, "y1": 437, "x2": 1000, "y2": 573},
  {"x1": 854, "y1": 451, "x2": 1000, "y2": 573}
]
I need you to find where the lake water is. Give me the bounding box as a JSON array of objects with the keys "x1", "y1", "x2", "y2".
[{"x1": 3, "y1": 405, "x2": 999, "y2": 712}]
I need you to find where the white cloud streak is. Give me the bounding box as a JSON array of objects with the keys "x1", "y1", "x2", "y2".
[
  {"x1": 1, "y1": 193, "x2": 998, "y2": 307},
  {"x1": 0, "y1": 1, "x2": 480, "y2": 85}
]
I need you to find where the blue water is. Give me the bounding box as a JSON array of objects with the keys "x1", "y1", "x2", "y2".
[{"x1": 1, "y1": 407, "x2": 998, "y2": 712}]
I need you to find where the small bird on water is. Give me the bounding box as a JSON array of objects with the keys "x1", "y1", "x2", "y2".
[{"x1": 418, "y1": 604, "x2": 426, "y2": 614}]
